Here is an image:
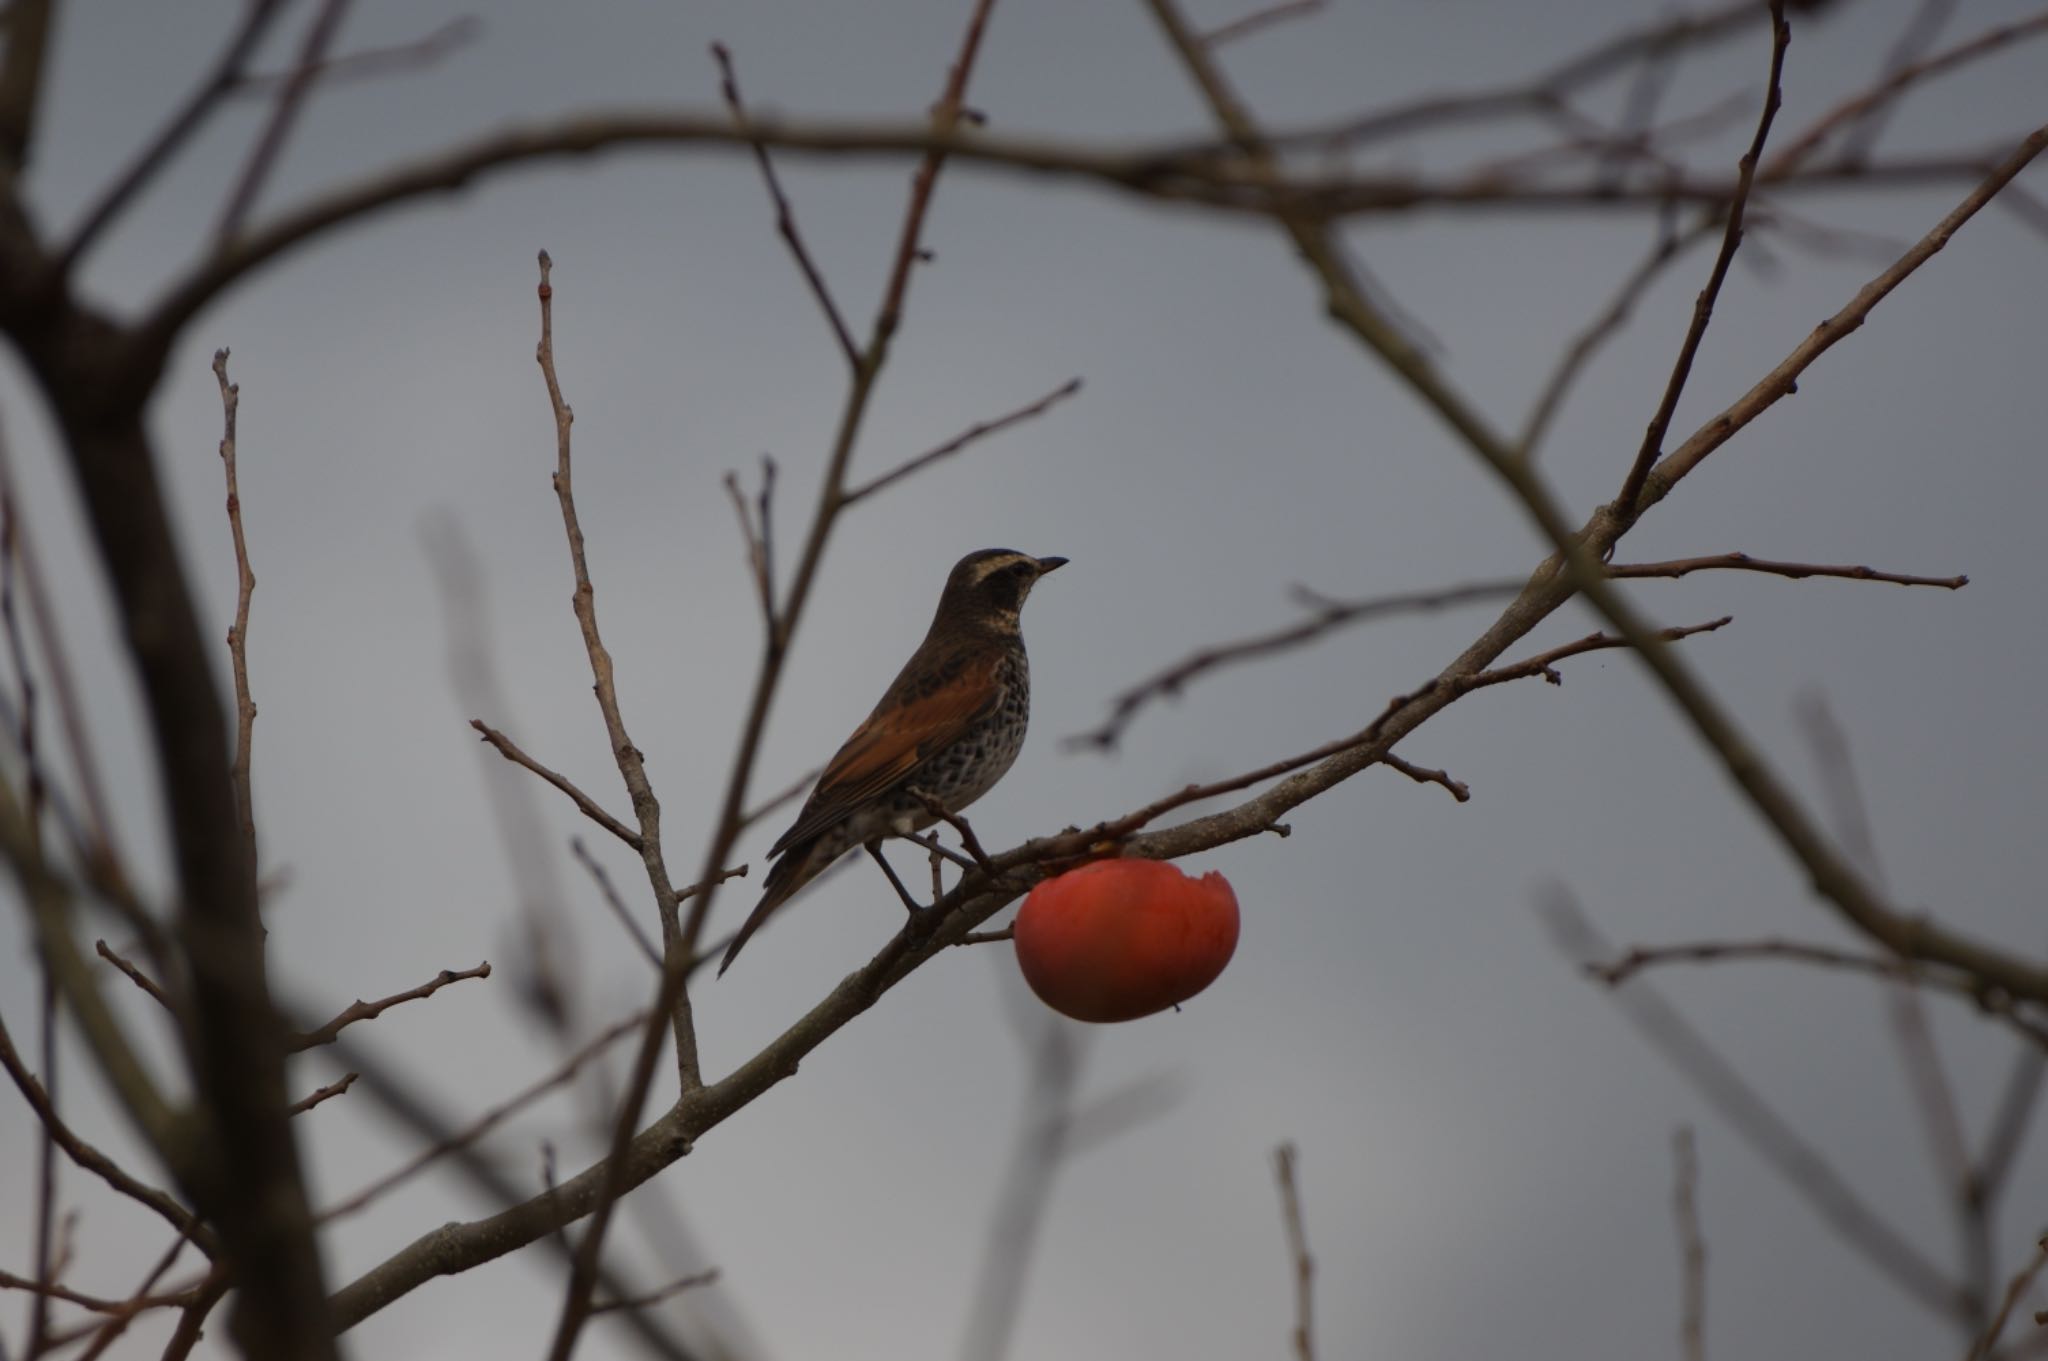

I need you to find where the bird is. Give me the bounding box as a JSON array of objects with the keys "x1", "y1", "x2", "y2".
[{"x1": 719, "y1": 548, "x2": 1066, "y2": 975}]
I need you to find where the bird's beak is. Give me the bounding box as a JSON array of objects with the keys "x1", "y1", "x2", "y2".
[{"x1": 1034, "y1": 556, "x2": 1069, "y2": 574}]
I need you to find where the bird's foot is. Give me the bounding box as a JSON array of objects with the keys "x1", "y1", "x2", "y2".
[{"x1": 865, "y1": 842, "x2": 931, "y2": 915}]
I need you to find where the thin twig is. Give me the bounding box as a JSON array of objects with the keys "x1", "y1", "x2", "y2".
[
  {"x1": 1673, "y1": 1127, "x2": 1707, "y2": 1361},
  {"x1": 711, "y1": 42, "x2": 860, "y2": 371},
  {"x1": 535, "y1": 251, "x2": 698, "y2": 1091},
  {"x1": 1070, "y1": 578, "x2": 1525, "y2": 750},
  {"x1": 470, "y1": 719, "x2": 640, "y2": 850},
  {"x1": 59, "y1": 1229, "x2": 199, "y2": 1358},
  {"x1": 571, "y1": 836, "x2": 661, "y2": 969},
  {"x1": 1977, "y1": 1046, "x2": 2046, "y2": 1197},
  {"x1": 288, "y1": 1071, "x2": 359, "y2": 1116},
  {"x1": 1273, "y1": 1142, "x2": 1316, "y2": 1361},
  {"x1": 59, "y1": 0, "x2": 289, "y2": 267},
  {"x1": 1543, "y1": 887, "x2": 1974, "y2": 1320},
  {"x1": 1617, "y1": 0, "x2": 1789, "y2": 512},
  {"x1": 287, "y1": 963, "x2": 492, "y2": 1052},
  {"x1": 212, "y1": 350, "x2": 259, "y2": 861},
  {"x1": 0, "y1": 1269, "x2": 206, "y2": 1316},
  {"x1": 0, "y1": 1012, "x2": 209, "y2": 1249},
  {"x1": 1799, "y1": 692, "x2": 1987, "y2": 1321},
  {"x1": 1768, "y1": 6, "x2": 2048, "y2": 176},
  {"x1": 671, "y1": 862, "x2": 749, "y2": 906},
  {"x1": 157, "y1": 1273, "x2": 230, "y2": 1361},
  {"x1": 1587, "y1": 936, "x2": 2048, "y2": 1050},
  {"x1": 1293, "y1": 0, "x2": 1773, "y2": 149},
  {"x1": 739, "y1": 764, "x2": 817, "y2": 832},
  {"x1": 1962, "y1": 1236, "x2": 2048, "y2": 1361},
  {"x1": 1519, "y1": 217, "x2": 1713, "y2": 458},
  {"x1": 1610, "y1": 552, "x2": 1966, "y2": 589},
  {"x1": 723, "y1": 461, "x2": 776, "y2": 630},
  {"x1": 93, "y1": 938, "x2": 174, "y2": 1012},
  {"x1": 1467, "y1": 617, "x2": 1732, "y2": 690},
  {"x1": 841, "y1": 376, "x2": 1082, "y2": 506},
  {"x1": 28, "y1": 969, "x2": 58, "y2": 1354},
  {"x1": 215, "y1": 0, "x2": 352, "y2": 244},
  {"x1": 318, "y1": 1009, "x2": 649, "y2": 1225},
  {"x1": 232, "y1": 16, "x2": 480, "y2": 97},
  {"x1": 1380, "y1": 753, "x2": 1468, "y2": 802},
  {"x1": 0, "y1": 434, "x2": 128, "y2": 914},
  {"x1": 590, "y1": 1268, "x2": 721, "y2": 1315},
  {"x1": 1201, "y1": 0, "x2": 1325, "y2": 47}
]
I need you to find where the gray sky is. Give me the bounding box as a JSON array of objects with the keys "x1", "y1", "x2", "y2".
[{"x1": 4, "y1": 1, "x2": 2048, "y2": 1358}]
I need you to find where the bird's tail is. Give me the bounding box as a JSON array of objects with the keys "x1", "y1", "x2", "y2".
[{"x1": 718, "y1": 844, "x2": 813, "y2": 976}]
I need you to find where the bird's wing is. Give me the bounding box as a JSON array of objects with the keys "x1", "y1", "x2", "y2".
[{"x1": 766, "y1": 649, "x2": 1002, "y2": 857}]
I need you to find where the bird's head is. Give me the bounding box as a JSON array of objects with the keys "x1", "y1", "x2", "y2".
[{"x1": 935, "y1": 548, "x2": 1067, "y2": 632}]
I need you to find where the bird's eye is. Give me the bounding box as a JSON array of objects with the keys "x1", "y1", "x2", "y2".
[{"x1": 1008, "y1": 562, "x2": 1033, "y2": 577}]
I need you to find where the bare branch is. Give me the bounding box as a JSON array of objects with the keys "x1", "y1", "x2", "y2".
[
  {"x1": 1609, "y1": 552, "x2": 1966, "y2": 589},
  {"x1": 318, "y1": 1009, "x2": 648, "y2": 1226},
  {"x1": 233, "y1": 16, "x2": 480, "y2": 98},
  {"x1": 1544, "y1": 887, "x2": 1975, "y2": 1320},
  {"x1": 0, "y1": 0, "x2": 55, "y2": 172},
  {"x1": 0, "y1": 1011, "x2": 209, "y2": 1249},
  {"x1": 1467, "y1": 617, "x2": 1732, "y2": 690},
  {"x1": 1962, "y1": 1236, "x2": 2048, "y2": 1361},
  {"x1": 212, "y1": 350, "x2": 259, "y2": 861},
  {"x1": 1617, "y1": 0, "x2": 1789, "y2": 512},
  {"x1": 571, "y1": 836, "x2": 661, "y2": 969},
  {"x1": 711, "y1": 41, "x2": 860, "y2": 371},
  {"x1": 1640, "y1": 126, "x2": 2048, "y2": 512},
  {"x1": 60, "y1": 0, "x2": 291, "y2": 268},
  {"x1": 287, "y1": 963, "x2": 492, "y2": 1052},
  {"x1": 1673, "y1": 1128, "x2": 1706, "y2": 1361},
  {"x1": 723, "y1": 459, "x2": 777, "y2": 630},
  {"x1": 1380, "y1": 753, "x2": 1468, "y2": 803},
  {"x1": 1294, "y1": 0, "x2": 1777, "y2": 150},
  {"x1": 1518, "y1": 218, "x2": 1714, "y2": 458},
  {"x1": 1069, "y1": 578, "x2": 1525, "y2": 750},
  {"x1": 534, "y1": 250, "x2": 700, "y2": 1094},
  {"x1": 470, "y1": 719, "x2": 641, "y2": 850},
  {"x1": 288, "y1": 1071, "x2": 359, "y2": 1117},
  {"x1": 1977, "y1": 1047, "x2": 2046, "y2": 1197},
  {"x1": 0, "y1": 1269, "x2": 206, "y2": 1316},
  {"x1": 1765, "y1": 9, "x2": 2048, "y2": 176},
  {"x1": 1273, "y1": 1142, "x2": 1316, "y2": 1361},
  {"x1": 590, "y1": 1269, "x2": 720, "y2": 1316},
  {"x1": 840, "y1": 376, "x2": 1082, "y2": 507},
  {"x1": 215, "y1": 0, "x2": 352, "y2": 244},
  {"x1": 1201, "y1": 0, "x2": 1325, "y2": 48},
  {"x1": 1586, "y1": 936, "x2": 2048, "y2": 1050},
  {"x1": 0, "y1": 436, "x2": 130, "y2": 913},
  {"x1": 93, "y1": 938, "x2": 174, "y2": 1013},
  {"x1": 130, "y1": 110, "x2": 2018, "y2": 356},
  {"x1": 49, "y1": 1229, "x2": 200, "y2": 1356}
]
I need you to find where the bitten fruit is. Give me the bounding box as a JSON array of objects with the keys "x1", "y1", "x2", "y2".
[{"x1": 1013, "y1": 858, "x2": 1239, "y2": 1022}]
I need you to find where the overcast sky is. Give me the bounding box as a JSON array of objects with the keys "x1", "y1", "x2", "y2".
[{"x1": 4, "y1": 2, "x2": 2048, "y2": 1358}]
